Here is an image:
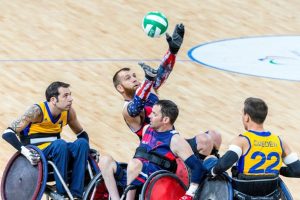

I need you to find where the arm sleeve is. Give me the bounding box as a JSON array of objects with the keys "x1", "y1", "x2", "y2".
[
  {"x1": 127, "y1": 79, "x2": 153, "y2": 117},
  {"x1": 2, "y1": 128, "x2": 22, "y2": 151},
  {"x1": 280, "y1": 152, "x2": 300, "y2": 177},
  {"x1": 184, "y1": 154, "x2": 205, "y2": 183},
  {"x1": 153, "y1": 51, "x2": 176, "y2": 90},
  {"x1": 213, "y1": 150, "x2": 239, "y2": 175}
]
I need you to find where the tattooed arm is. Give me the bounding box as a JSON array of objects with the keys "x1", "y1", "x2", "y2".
[
  {"x1": 2, "y1": 104, "x2": 42, "y2": 150},
  {"x1": 10, "y1": 104, "x2": 43, "y2": 133}
]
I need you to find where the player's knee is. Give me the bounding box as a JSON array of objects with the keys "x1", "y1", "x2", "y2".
[
  {"x1": 207, "y1": 130, "x2": 222, "y2": 150},
  {"x1": 76, "y1": 138, "x2": 89, "y2": 150},
  {"x1": 53, "y1": 139, "x2": 68, "y2": 151},
  {"x1": 127, "y1": 159, "x2": 142, "y2": 175},
  {"x1": 99, "y1": 155, "x2": 115, "y2": 169},
  {"x1": 197, "y1": 134, "x2": 213, "y2": 156}
]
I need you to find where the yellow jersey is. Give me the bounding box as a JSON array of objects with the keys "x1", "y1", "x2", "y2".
[
  {"x1": 237, "y1": 130, "x2": 283, "y2": 175},
  {"x1": 20, "y1": 101, "x2": 68, "y2": 149}
]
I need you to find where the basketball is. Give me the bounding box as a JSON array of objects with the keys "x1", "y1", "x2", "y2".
[{"x1": 142, "y1": 11, "x2": 168, "y2": 38}]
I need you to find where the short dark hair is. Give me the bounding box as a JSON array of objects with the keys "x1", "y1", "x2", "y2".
[
  {"x1": 244, "y1": 97, "x2": 268, "y2": 124},
  {"x1": 45, "y1": 81, "x2": 70, "y2": 102},
  {"x1": 155, "y1": 100, "x2": 179, "y2": 124},
  {"x1": 112, "y1": 67, "x2": 130, "y2": 89}
]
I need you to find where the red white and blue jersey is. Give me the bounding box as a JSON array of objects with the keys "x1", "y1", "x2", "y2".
[
  {"x1": 139, "y1": 125, "x2": 177, "y2": 162},
  {"x1": 124, "y1": 92, "x2": 158, "y2": 139}
]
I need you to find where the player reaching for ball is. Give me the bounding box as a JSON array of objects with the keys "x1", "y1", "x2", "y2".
[{"x1": 99, "y1": 24, "x2": 185, "y2": 200}]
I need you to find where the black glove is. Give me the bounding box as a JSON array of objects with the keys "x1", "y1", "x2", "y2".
[
  {"x1": 77, "y1": 130, "x2": 89, "y2": 143},
  {"x1": 166, "y1": 23, "x2": 185, "y2": 54},
  {"x1": 138, "y1": 62, "x2": 157, "y2": 81},
  {"x1": 89, "y1": 148, "x2": 100, "y2": 163}
]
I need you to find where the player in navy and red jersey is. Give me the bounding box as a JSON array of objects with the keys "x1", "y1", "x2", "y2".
[
  {"x1": 99, "y1": 24, "x2": 185, "y2": 200},
  {"x1": 126, "y1": 100, "x2": 206, "y2": 200}
]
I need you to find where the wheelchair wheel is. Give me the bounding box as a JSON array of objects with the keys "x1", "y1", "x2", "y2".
[
  {"x1": 175, "y1": 158, "x2": 190, "y2": 188},
  {"x1": 1, "y1": 145, "x2": 48, "y2": 200},
  {"x1": 140, "y1": 170, "x2": 187, "y2": 200},
  {"x1": 195, "y1": 174, "x2": 233, "y2": 200},
  {"x1": 83, "y1": 163, "x2": 127, "y2": 200},
  {"x1": 279, "y1": 178, "x2": 293, "y2": 200},
  {"x1": 83, "y1": 172, "x2": 108, "y2": 200}
]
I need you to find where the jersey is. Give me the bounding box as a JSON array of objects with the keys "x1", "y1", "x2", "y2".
[
  {"x1": 237, "y1": 130, "x2": 283, "y2": 175},
  {"x1": 124, "y1": 92, "x2": 158, "y2": 139},
  {"x1": 20, "y1": 101, "x2": 68, "y2": 149},
  {"x1": 139, "y1": 125, "x2": 177, "y2": 163}
]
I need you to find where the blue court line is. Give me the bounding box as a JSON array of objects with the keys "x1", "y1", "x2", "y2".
[{"x1": 0, "y1": 58, "x2": 192, "y2": 63}]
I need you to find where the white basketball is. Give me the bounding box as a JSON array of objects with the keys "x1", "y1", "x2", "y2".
[{"x1": 142, "y1": 11, "x2": 168, "y2": 38}]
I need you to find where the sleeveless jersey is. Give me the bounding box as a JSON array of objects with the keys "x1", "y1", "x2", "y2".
[
  {"x1": 20, "y1": 101, "x2": 68, "y2": 149},
  {"x1": 237, "y1": 130, "x2": 283, "y2": 175},
  {"x1": 139, "y1": 125, "x2": 177, "y2": 162}
]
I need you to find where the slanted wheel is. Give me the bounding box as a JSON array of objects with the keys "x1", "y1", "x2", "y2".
[
  {"x1": 195, "y1": 174, "x2": 232, "y2": 200},
  {"x1": 1, "y1": 145, "x2": 47, "y2": 200},
  {"x1": 141, "y1": 170, "x2": 187, "y2": 200}
]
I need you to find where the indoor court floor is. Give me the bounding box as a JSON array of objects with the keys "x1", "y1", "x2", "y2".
[{"x1": 0, "y1": 1, "x2": 299, "y2": 198}]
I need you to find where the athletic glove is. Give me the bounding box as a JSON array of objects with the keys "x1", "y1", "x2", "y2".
[
  {"x1": 138, "y1": 62, "x2": 157, "y2": 81},
  {"x1": 21, "y1": 146, "x2": 40, "y2": 165},
  {"x1": 166, "y1": 23, "x2": 185, "y2": 54},
  {"x1": 179, "y1": 194, "x2": 193, "y2": 200},
  {"x1": 77, "y1": 130, "x2": 89, "y2": 143}
]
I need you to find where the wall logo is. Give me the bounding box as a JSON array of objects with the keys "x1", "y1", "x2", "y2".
[{"x1": 188, "y1": 36, "x2": 300, "y2": 81}]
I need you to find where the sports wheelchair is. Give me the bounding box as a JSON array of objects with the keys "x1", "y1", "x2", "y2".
[
  {"x1": 83, "y1": 158, "x2": 294, "y2": 200},
  {"x1": 1, "y1": 145, "x2": 100, "y2": 200},
  {"x1": 195, "y1": 172, "x2": 294, "y2": 200},
  {"x1": 83, "y1": 158, "x2": 190, "y2": 200}
]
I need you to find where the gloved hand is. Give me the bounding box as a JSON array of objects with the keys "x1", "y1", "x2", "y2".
[
  {"x1": 138, "y1": 62, "x2": 157, "y2": 81},
  {"x1": 179, "y1": 194, "x2": 193, "y2": 200},
  {"x1": 207, "y1": 167, "x2": 218, "y2": 180},
  {"x1": 90, "y1": 148, "x2": 100, "y2": 163},
  {"x1": 166, "y1": 23, "x2": 185, "y2": 54},
  {"x1": 21, "y1": 146, "x2": 40, "y2": 165}
]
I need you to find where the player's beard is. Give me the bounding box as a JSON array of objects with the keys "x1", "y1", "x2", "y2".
[{"x1": 123, "y1": 87, "x2": 136, "y2": 99}]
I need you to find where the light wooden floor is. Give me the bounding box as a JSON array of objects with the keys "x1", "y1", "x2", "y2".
[{"x1": 0, "y1": 0, "x2": 299, "y2": 198}]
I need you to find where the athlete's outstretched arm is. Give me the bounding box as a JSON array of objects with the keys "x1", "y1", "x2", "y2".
[{"x1": 153, "y1": 23, "x2": 185, "y2": 90}]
